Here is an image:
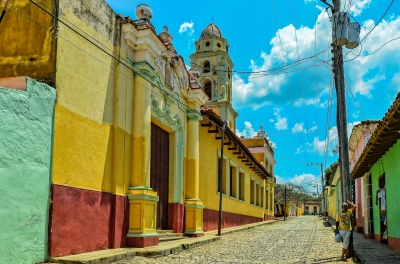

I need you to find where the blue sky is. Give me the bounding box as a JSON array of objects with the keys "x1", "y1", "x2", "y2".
[{"x1": 106, "y1": 0, "x2": 400, "y2": 192}]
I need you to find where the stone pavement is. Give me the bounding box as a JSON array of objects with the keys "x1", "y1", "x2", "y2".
[
  {"x1": 51, "y1": 220, "x2": 277, "y2": 264},
  {"x1": 327, "y1": 216, "x2": 400, "y2": 263},
  {"x1": 114, "y1": 216, "x2": 357, "y2": 264}
]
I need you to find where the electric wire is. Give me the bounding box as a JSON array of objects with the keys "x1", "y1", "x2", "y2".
[
  {"x1": 271, "y1": 0, "x2": 309, "y2": 165},
  {"x1": 291, "y1": 0, "x2": 313, "y2": 164},
  {"x1": 343, "y1": 0, "x2": 395, "y2": 62},
  {"x1": 7, "y1": 0, "x2": 275, "y2": 179}
]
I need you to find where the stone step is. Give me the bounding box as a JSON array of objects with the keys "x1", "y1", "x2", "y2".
[
  {"x1": 156, "y1": 230, "x2": 174, "y2": 234},
  {"x1": 159, "y1": 236, "x2": 188, "y2": 242},
  {"x1": 158, "y1": 233, "x2": 185, "y2": 238}
]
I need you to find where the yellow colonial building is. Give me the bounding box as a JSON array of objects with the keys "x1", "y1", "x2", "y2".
[{"x1": 0, "y1": 0, "x2": 276, "y2": 259}]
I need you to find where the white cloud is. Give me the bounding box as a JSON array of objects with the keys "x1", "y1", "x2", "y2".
[
  {"x1": 179, "y1": 21, "x2": 194, "y2": 35},
  {"x1": 275, "y1": 116, "x2": 288, "y2": 130},
  {"x1": 273, "y1": 107, "x2": 288, "y2": 130},
  {"x1": 295, "y1": 122, "x2": 360, "y2": 156},
  {"x1": 232, "y1": 9, "x2": 400, "y2": 109},
  {"x1": 288, "y1": 173, "x2": 321, "y2": 193},
  {"x1": 349, "y1": 0, "x2": 372, "y2": 17},
  {"x1": 292, "y1": 122, "x2": 304, "y2": 133},
  {"x1": 275, "y1": 175, "x2": 285, "y2": 184},
  {"x1": 269, "y1": 119, "x2": 275, "y2": 122},
  {"x1": 237, "y1": 121, "x2": 257, "y2": 138}
]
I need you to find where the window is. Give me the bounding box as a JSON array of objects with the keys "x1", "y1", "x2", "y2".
[
  {"x1": 217, "y1": 156, "x2": 227, "y2": 194},
  {"x1": 239, "y1": 171, "x2": 245, "y2": 201},
  {"x1": 203, "y1": 79, "x2": 212, "y2": 98},
  {"x1": 229, "y1": 164, "x2": 237, "y2": 198},
  {"x1": 261, "y1": 186, "x2": 264, "y2": 208},
  {"x1": 217, "y1": 42, "x2": 221, "y2": 48},
  {"x1": 228, "y1": 67, "x2": 231, "y2": 79},
  {"x1": 197, "y1": 45, "x2": 200, "y2": 51},
  {"x1": 256, "y1": 183, "x2": 260, "y2": 206},
  {"x1": 203, "y1": 60, "x2": 210, "y2": 73},
  {"x1": 205, "y1": 41, "x2": 210, "y2": 47},
  {"x1": 165, "y1": 65, "x2": 171, "y2": 87},
  {"x1": 250, "y1": 179, "x2": 255, "y2": 205},
  {"x1": 270, "y1": 191, "x2": 273, "y2": 210},
  {"x1": 266, "y1": 189, "x2": 269, "y2": 210}
]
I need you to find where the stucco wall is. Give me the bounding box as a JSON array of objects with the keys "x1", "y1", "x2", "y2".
[
  {"x1": 198, "y1": 126, "x2": 266, "y2": 219},
  {"x1": 0, "y1": 77, "x2": 56, "y2": 263},
  {"x1": 0, "y1": 0, "x2": 57, "y2": 84},
  {"x1": 52, "y1": 0, "x2": 135, "y2": 196},
  {"x1": 370, "y1": 140, "x2": 400, "y2": 240}
]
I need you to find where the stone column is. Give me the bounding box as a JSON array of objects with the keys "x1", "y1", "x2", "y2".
[
  {"x1": 127, "y1": 64, "x2": 159, "y2": 248},
  {"x1": 184, "y1": 110, "x2": 205, "y2": 237}
]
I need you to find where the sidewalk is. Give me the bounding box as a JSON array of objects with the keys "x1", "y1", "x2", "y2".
[
  {"x1": 326, "y1": 217, "x2": 400, "y2": 263},
  {"x1": 50, "y1": 220, "x2": 278, "y2": 264}
]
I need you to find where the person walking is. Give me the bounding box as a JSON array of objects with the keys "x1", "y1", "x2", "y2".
[{"x1": 334, "y1": 200, "x2": 357, "y2": 261}]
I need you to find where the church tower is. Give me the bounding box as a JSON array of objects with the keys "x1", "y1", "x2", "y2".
[{"x1": 189, "y1": 24, "x2": 238, "y2": 131}]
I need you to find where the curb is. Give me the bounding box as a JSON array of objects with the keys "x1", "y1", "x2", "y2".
[{"x1": 51, "y1": 220, "x2": 278, "y2": 264}]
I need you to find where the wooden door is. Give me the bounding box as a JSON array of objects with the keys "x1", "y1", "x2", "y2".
[{"x1": 150, "y1": 123, "x2": 169, "y2": 230}]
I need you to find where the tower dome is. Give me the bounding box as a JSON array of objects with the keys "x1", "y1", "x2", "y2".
[{"x1": 201, "y1": 24, "x2": 222, "y2": 37}]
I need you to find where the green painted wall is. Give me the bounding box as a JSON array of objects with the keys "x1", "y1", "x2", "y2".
[
  {"x1": 370, "y1": 140, "x2": 400, "y2": 239},
  {"x1": 0, "y1": 78, "x2": 56, "y2": 263}
]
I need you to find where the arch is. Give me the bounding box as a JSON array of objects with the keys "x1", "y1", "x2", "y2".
[
  {"x1": 203, "y1": 79, "x2": 212, "y2": 99},
  {"x1": 203, "y1": 60, "x2": 210, "y2": 73}
]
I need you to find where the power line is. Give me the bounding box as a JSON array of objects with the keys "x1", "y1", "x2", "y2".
[
  {"x1": 271, "y1": 0, "x2": 309, "y2": 165},
  {"x1": 291, "y1": 0, "x2": 313, "y2": 164},
  {"x1": 7, "y1": 0, "x2": 275, "y2": 180}
]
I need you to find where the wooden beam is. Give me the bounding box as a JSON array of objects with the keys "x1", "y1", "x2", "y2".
[
  {"x1": 201, "y1": 122, "x2": 213, "y2": 127},
  {"x1": 238, "y1": 155, "x2": 245, "y2": 158},
  {"x1": 209, "y1": 128, "x2": 219, "y2": 133},
  {"x1": 228, "y1": 146, "x2": 237, "y2": 150},
  {"x1": 233, "y1": 151, "x2": 241, "y2": 154}
]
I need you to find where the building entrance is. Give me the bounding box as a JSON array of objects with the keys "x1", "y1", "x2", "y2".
[{"x1": 150, "y1": 123, "x2": 170, "y2": 230}]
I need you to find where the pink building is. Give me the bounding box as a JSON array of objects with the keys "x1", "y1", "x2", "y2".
[{"x1": 348, "y1": 121, "x2": 380, "y2": 234}]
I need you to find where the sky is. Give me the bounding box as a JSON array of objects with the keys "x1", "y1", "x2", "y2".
[{"x1": 105, "y1": 0, "x2": 400, "y2": 193}]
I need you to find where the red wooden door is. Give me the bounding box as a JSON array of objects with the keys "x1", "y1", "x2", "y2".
[{"x1": 150, "y1": 123, "x2": 169, "y2": 230}]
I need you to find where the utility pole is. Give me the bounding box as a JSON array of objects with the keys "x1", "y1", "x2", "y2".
[
  {"x1": 327, "y1": 0, "x2": 353, "y2": 257},
  {"x1": 217, "y1": 122, "x2": 226, "y2": 236},
  {"x1": 284, "y1": 185, "x2": 287, "y2": 221},
  {"x1": 331, "y1": 0, "x2": 351, "y2": 205}
]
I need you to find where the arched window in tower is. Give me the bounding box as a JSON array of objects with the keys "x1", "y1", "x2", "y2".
[
  {"x1": 203, "y1": 60, "x2": 210, "y2": 73},
  {"x1": 203, "y1": 79, "x2": 212, "y2": 98},
  {"x1": 165, "y1": 65, "x2": 171, "y2": 88},
  {"x1": 228, "y1": 67, "x2": 231, "y2": 79}
]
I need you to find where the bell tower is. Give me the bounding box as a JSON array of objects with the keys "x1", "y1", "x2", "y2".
[{"x1": 189, "y1": 24, "x2": 238, "y2": 130}]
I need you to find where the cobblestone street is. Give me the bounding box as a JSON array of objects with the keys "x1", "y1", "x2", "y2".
[{"x1": 114, "y1": 216, "x2": 357, "y2": 264}]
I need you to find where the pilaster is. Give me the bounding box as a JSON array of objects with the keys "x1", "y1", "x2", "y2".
[
  {"x1": 127, "y1": 58, "x2": 160, "y2": 247},
  {"x1": 126, "y1": 190, "x2": 159, "y2": 247},
  {"x1": 185, "y1": 110, "x2": 205, "y2": 237}
]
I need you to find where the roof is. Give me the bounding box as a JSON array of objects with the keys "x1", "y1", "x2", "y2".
[
  {"x1": 201, "y1": 24, "x2": 222, "y2": 38},
  {"x1": 351, "y1": 93, "x2": 400, "y2": 179},
  {"x1": 348, "y1": 120, "x2": 381, "y2": 160},
  {"x1": 200, "y1": 106, "x2": 273, "y2": 180}
]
